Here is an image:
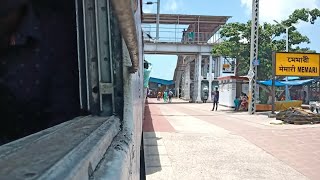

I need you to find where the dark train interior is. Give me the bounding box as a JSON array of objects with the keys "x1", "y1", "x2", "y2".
[{"x1": 0, "y1": 1, "x2": 82, "y2": 145}]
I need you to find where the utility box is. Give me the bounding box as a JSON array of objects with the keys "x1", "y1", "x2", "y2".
[{"x1": 217, "y1": 76, "x2": 249, "y2": 107}]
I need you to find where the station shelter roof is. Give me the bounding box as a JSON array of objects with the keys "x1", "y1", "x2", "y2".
[
  {"x1": 258, "y1": 79, "x2": 314, "y2": 87},
  {"x1": 149, "y1": 77, "x2": 174, "y2": 86},
  {"x1": 142, "y1": 13, "x2": 231, "y2": 34}
]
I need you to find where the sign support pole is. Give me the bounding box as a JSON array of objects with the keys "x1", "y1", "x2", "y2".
[
  {"x1": 248, "y1": 0, "x2": 260, "y2": 114},
  {"x1": 271, "y1": 52, "x2": 276, "y2": 115}
]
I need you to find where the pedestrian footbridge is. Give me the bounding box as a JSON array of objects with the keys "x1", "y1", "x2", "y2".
[
  {"x1": 144, "y1": 42, "x2": 213, "y2": 55},
  {"x1": 142, "y1": 13, "x2": 235, "y2": 102},
  {"x1": 142, "y1": 13, "x2": 229, "y2": 55}
]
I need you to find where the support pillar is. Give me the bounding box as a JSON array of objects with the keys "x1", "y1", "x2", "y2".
[
  {"x1": 196, "y1": 54, "x2": 202, "y2": 102},
  {"x1": 204, "y1": 58, "x2": 208, "y2": 77},
  {"x1": 177, "y1": 87, "x2": 180, "y2": 98},
  {"x1": 193, "y1": 58, "x2": 197, "y2": 101},
  {"x1": 215, "y1": 57, "x2": 220, "y2": 78},
  {"x1": 182, "y1": 63, "x2": 191, "y2": 100},
  {"x1": 186, "y1": 63, "x2": 190, "y2": 100},
  {"x1": 175, "y1": 80, "x2": 180, "y2": 98},
  {"x1": 181, "y1": 73, "x2": 185, "y2": 98},
  {"x1": 208, "y1": 55, "x2": 213, "y2": 101}
]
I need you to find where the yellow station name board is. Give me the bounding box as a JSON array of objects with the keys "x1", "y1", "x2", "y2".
[{"x1": 275, "y1": 52, "x2": 320, "y2": 77}]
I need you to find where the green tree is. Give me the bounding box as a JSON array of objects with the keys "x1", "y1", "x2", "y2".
[{"x1": 212, "y1": 8, "x2": 320, "y2": 80}]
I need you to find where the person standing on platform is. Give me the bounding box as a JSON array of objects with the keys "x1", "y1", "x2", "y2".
[
  {"x1": 168, "y1": 90, "x2": 173, "y2": 103},
  {"x1": 182, "y1": 29, "x2": 187, "y2": 42},
  {"x1": 188, "y1": 31, "x2": 194, "y2": 42},
  {"x1": 203, "y1": 92, "x2": 208, "y2": 103},
  {"x1": 211, "y1": 87, "x2": 219, "y2": 111}
]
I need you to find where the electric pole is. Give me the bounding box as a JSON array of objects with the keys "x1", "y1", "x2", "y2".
[{"x1": 248, "y1": 0, "x2": 260, "y2": 114}]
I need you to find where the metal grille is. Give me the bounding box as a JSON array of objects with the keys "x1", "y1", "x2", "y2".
[{"x1": 76, "y1": 0, "x2": 116, "y2": 116}]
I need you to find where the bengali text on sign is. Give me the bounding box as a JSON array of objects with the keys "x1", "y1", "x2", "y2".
[{"x1": 275, "y1": 53, "x2": 320, "y2": 77}]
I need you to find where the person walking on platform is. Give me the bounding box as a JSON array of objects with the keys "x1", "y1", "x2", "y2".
[
  {"x1": 168, "y1": 90, "x2": 173, "y2": 103},
  {"x1": 157, "y1": 92, "x2": 161, "y2": 101},
  {"x1": 211, "y1": 87, "x2": 219, "y2": 111},
  {"x1": 163, "y1": 91, "x2": 168, "y2": 103}
]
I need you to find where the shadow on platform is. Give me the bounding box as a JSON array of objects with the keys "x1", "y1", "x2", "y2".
[
  {"x1": 142, "y1": 104, "x2": 162, "y2": 175},
  {"x1": 152, "y1": 114, "x2": 221, "y2": 117},
  {"x1": 147, "y1": 102, "x2": 191, "y2": 105},
  {"x1": 218, "y1": 109, "x2": 273, "y2": 116}
]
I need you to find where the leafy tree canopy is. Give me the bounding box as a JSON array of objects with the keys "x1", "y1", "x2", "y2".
[{"x1": 212, "y1": 8, "x2": 320, "y2": 80}]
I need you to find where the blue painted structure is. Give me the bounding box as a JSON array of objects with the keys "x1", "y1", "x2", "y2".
[
  {"x1": 284, "y1": 76, "x2": 300, "y2": 81},
  {"x1": 149, "y1": 77, "x2": 174, "y2": 86},
  {"x1": 258, "y1": 79, "x2": 314, "y2": 87}
]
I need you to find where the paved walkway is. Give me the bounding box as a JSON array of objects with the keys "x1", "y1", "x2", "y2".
[{"x1": 143, "y1": 98, "x2": 320, "y2": 180}]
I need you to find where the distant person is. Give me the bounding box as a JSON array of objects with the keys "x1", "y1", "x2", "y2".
[
  {"x1": 203, "y1": 92, "x2": 208, "y2": 103},
  {"x1": 157, "y1": 92, "x2": 161, "y2": 101},
  {"x1": 168, "y1": 90, "x2": 173, "y2": 103},
  {"x1": 163, "y1": 91, "x2": 168, "y2": 103},
  {"x1": 303, "y1": 91, "x2": 307, "y2": 104},
  {"x1": 240, "y1": 93, "x2": 248, "y2": 111},
  {"x1": 211, "y1": 87, "x2": 219, "y2": 111},
  {"x1": 234, "y1": 97, "x2": 240, "y2": 111},
  {"x1": 182, "y1": 29, "x2": 187, "y2": 42},
  {"x1": 267, "y1": 94, "x2": 272, "y2": 104},
  {"x1": 188, "y1": 31, "x2": 194, "y2": 42}
]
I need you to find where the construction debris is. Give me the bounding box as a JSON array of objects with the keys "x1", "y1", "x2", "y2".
[{"x1": 276, "y1": 107, "x2": 320, "y2": 125}]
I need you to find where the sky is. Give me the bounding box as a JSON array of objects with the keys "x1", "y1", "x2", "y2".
[{"x1": 143, "y1": 0, "x2": 320, "y2": 80}]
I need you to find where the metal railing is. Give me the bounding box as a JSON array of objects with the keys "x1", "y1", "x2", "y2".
[{"x1": 142, "y1": 26, "x2": 223, "y2": 44}]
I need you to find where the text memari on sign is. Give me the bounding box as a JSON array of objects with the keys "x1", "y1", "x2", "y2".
[{"x1": 275, "y1": 52, "x2": 320, "y2": 77}]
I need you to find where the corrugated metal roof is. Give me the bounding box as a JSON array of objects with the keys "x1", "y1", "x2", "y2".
[
  {"x1": 142, "y1": 13, "x2": 231, "y2": 25},
  {"x1": 142, "y1": 13, "x2": 230, "y2": 35}
]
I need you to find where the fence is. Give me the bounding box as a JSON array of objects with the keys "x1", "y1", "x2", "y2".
[{"x1": 142, "y1": 26, "x2": 223, "y2": 44}]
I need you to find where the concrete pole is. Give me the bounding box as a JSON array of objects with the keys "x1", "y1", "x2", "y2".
[
  {"x1": 274, "y1": 20, "x2": 290, "y2": 101},
  {"x1": 156, "y1": 0, "x2": 160, "y2": 41},
  {"x1": 285, "y1": 27, "x2": 290, "y2": 101},
  {"x1": 271, "y1": 52, "x2": 276, "y2": 114},
  {"x1": 208, "y1": 55, "x2": 213, "y2": 101},
  {"x1": 196, "y1": 54, "x2": 202, "y2": 102},
  {"x1": 285, "y1": 27, "x2": 289, "y2": 52}
]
